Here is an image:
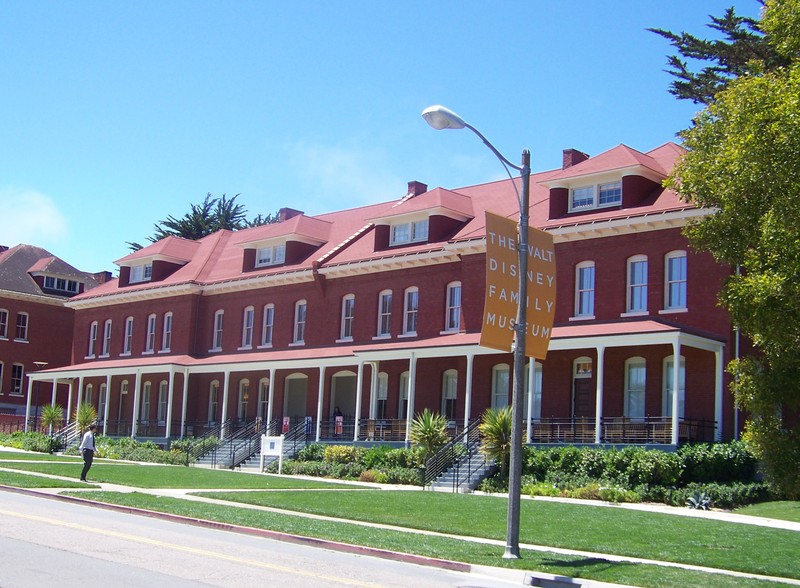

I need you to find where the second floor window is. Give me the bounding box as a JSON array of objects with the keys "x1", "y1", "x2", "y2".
[
  {"x1": 575, "y1": 262, "x2": 595, "y2": 317},
  {"x1": 445, "y1": 282, "x2": 462, "y2": 332},
  {"x1": 390, "y1": 219, "x2": 429, "y2": 245},
  {"x1": 242, "y1": 306, "x2": 254, "y2": 348},
  {"x1": 15, "y1": 312, "x2": 28, "y2": 341},
  {"x1": 627, "y1": 256, "x2": 648, "y2": 313},
  {"x1": 377, "y1": 290, "x2": 392, "y2": 337},
  {"x1": 256, "y1": 244, "x2": 286, "y2": 267},
  {"x1": 130, "y1": 263, "x2": 152, "y2": 283},
  {"x1": 570, "y1": 181, "x2": 622, "y2": 211},
  {"x1": 102, "y1": 320, "x2": 112, "y2": 356},
  {"x1": 161, "y1": 312, "x2": 172, "y2": 351},
  {"x1": 10, "y1": 363, "x2": 23, "y2": 394},
  {"x1": 261, "y1": 304, "x2": 274, "y2": 347},
  {"x1": 212, "y1": 311, "x2": 224, "y2": 350},
  {"x1": 665, "y1": 251, "x2": 687, "y2": 310},
  {"x1": 87, "y1": 321, "x2": 98, "y2": 357},
  {"x1": 340, "y1": 295, "x2": 355, "y2": 340},
  {"x1": 293, "y1": 300, "x2": 307, "y2": 344},
  {"x1": 403, "y1": 288, "x2": 418, "y2": 335},
  {"x1": 123, "y1": 317, "x2": 134, "y2": 354},
  {"x1": 0, "y1": 309, "x2": 7, "y2": 338},
  {"x1": 145, "y1": 314, "x2": 157, "y2": 353}
]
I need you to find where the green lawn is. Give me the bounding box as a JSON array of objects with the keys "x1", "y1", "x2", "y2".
[
  {"x1": 0, "y1": 469, "x2": 95, "y2": 489},
  {"x1": 736, "y1": 501, "x2": 800, "y2": 523},
  {"x1": 0, "y1": 450, "x2": 82, "y2": 461}
]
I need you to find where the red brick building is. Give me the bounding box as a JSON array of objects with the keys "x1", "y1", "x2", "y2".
[
  {"x1": 27, "y1": 142, "x2": 738, "y2": 446},
  {"x1": 0, "y1": 244, "x2": 106, "y2": 425}
]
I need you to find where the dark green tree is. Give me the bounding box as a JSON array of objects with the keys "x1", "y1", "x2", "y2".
[{"x1": 649, "y1": 3, "x2": 789, "y2": 104}]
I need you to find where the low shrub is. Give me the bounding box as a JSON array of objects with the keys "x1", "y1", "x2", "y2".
[
  {"x1": 323, "y1": 444, "x2": 363, "y2": 465},
  {"x1": 296, "y1": 443, "x2": 326, "y2": 462},
  {"x1": 359, "y1": 469, "x2": 388, "y2": 483},
  {"x1": 382, "y1": 467, "x2": 422, "y2": 485},
  {"x1": 678, "y1": 441, "x2": 758, "y2": 484},
  {"x1": 478, "y1": 476, "x2": 508, "y2": 494},
  {"x1": 522, "y1": 481, "x2": 562, "y2": 497}
]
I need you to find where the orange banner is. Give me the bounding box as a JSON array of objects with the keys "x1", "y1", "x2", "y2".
[{"x1": 480, "y1": 212, "x2": 556, "y2": 359}]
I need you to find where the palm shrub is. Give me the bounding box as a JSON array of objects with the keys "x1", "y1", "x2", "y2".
[
  {"x1": 74, "y1": 403, "x2": 98, "y2": 433},
  {"x1": 39, "y1": 403, "x2": 65, "y2": 452},
  {"x1": 479, "y1": 406, "x2": 513, "y2": 480},
  {"x1": 410, "y1": 409, "x2": 449, "y2": 462}
]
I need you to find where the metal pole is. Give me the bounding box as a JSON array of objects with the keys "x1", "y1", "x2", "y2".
[{"x1": 504, "y1": 149, "x2": 531, "y2": 559}]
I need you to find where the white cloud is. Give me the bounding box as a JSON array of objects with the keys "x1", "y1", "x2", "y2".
[{"x1": 0, "y1": 187, "x2": 68, "y2": 248}]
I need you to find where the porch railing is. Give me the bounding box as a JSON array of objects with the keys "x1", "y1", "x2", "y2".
[{"x1": 422, "y1": 418, "x2": 485, "y2": 488}]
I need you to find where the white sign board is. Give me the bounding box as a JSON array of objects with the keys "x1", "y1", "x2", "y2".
[{"x1": 260, "y1": 434, "x2": 284, "y2": 474}]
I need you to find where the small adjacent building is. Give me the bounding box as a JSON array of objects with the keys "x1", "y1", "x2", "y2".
[{"x1": 27, "y1": 141, "x2": 739, "y2": 447}]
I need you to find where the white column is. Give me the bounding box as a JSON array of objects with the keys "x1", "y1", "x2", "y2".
[
  {"x1": 50, "y1": 378, "x2": 58, "y2": 405},
  {"x1": 353, "y1": 361, "x2": 364, "y2": 442},
  {"x1": 103, "y1": 374, "x2": 112, "y2": 431},
  {"x1": 526, "y1": 359, "x2": 535, "y2": 442},
  {"x1": 404, "y1": 353, "x2": 417, "y2": 444},
  {"x1": 165, "y1": 368, "x2": 175, "y2": 441},
  {"x1": 266, "y1": 368, "x2": 276, "y2": 426},
  {"x1": 671, "y1": 340, "x2": 681, "y2": 445},
  {"x1": 463, "y1": 353, "x2": 475, "y2": 430},
  {"x1": 24, "y1": 377, "x2": 34, "y2": 432},
  {"x1": 368, "y1": 362, "x2": 379, "y2": 419},
  {"x1": 180, "y1": 369, "x2": 189, "y2": 438},
  {"x1": 75, "y1": 376, "x2": 84, "y2": 412},
  {"x1": 131, "y1": 371, "x2": 141, "y2": 438},
  {"x1": 66, "y1": 379, "x2": 75, "y2": 425},
  {"x1": 315, "y1": 366, "x2": 326, "y2": 442},
  {"x1": 220, "y1": 370, "x2": 231, "y2": 440},
  {"x1": 714, "y1": 345, "x2": 724, "y2": 441},
  {"x1": 594, "y1": 346, "x2": 605, "y2": 444}
]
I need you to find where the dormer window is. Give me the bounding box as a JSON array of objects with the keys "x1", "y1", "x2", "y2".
[
  {"x1": 256, "y1": 243, "x2": 286, "y2": 267},
  {"x1": 130, "y1": 263, "x2": 153, "y2": 283},
  {"x1": 43, "y1": 276, "x2": 80, "y2": 293},
  {"x1": 390, "y1": 219, "x2": 428, "y2": 246},
  {"x1": 570, "y1": 181, "x2": 622, "y2": 211}
]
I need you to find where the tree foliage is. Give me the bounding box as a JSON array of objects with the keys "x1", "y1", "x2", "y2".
[
  {"x1": 128, "y1": 193, "x2": 279, "y2": 251},
  {"x1": 649, "y1": 3, "x2": 790, "y2": 104},
  {"x1": 409, "y1": 409, "x2": 449, "y2": 463},
  {"x1": 664, "y1": 0, "x2": 800, "y2": 498},
  {"x1": 479, "y1": 407, "x2": 514, "y2": 480}
]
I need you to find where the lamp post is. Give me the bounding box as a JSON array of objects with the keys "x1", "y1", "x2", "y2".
[
  {"x1": 422, "y1": 105, "x2": 530, "y2": 559},
  {"x1": 32, "y1": 361, "x2": 48, "y2": 431}
]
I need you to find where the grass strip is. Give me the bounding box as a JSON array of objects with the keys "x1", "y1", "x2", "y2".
[
  {"x1": 58, "y1": 491, "x2": 793, "y2": 588},
  {"x1": 736, "y1": 501, "x2": 800, "y2": 523},
  {"x1": 0, "y1": 469, "x2": 93, "y2": 488},
  {"x1": 0, "y1": 451, "x2": 82, "y2": 461},
  {"x1": 193, "y1": 489, "x2": 800, "y2": 579}
]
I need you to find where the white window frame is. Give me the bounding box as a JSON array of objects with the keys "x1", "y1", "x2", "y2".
[
  {"x1": 625, "y1": 255, "x2": 648, "y2": 315},
  {"x1": 491, "y1": 363, "x2": 510, "y2": 409},
  {"x1": 130, "y1": 262, "x2": 153, "y2": 283},
  {"x1": 0, "y1": 362, "x2": 3, "y2": 393},
  {"x1": 10, "y1": 363, "x2": 24, "y2": 394},
  {"x1": 83, "y1": 383, "x2": 93, "y2": 406},
  {"x1": 260, "y1": 304, "x2": 274, "y2": 348},
  {"x1": 0, "y1": 308, "x2": 7, "y2": 339},
  {"x1": 390, "y1": 218, "x2": 429, "y2": 246},
  {"x1": 241, "y1": 306, "x2": 254, "y2": 349},
  {"x1": 15, "y1": 312, "x2": 28, "y2": 341},
  {"x1": 157, "y1": 380, "x2": 168, "y2": 422},
  {"x1": 292, "y1": 300, "x2": 307, "y2": 345},
  {"x1": 376, "y1": 289, "x2": 392, "y2": 338},
  {"x1": 238, "y1": 379, "x2": 250, "y2": 420},
  {"x1": 339, "y1": 294, "x2": 355, "y2": 342},
  {"x1": 624, "y1": 357, "x2": 647, "y2": 420},
  {"x1": 525, "y1": 361, "x2": 543, "y2": 420},
  {"x1": 256, "y1": 243, "x2": 286, "y2": 267},
  {"x1": 87, "y1": 321, "x2": 98, "y2": 358},
  {"x1": 402, "y1": 287, "x2": 418, "y2": 336},
  {"x1": 663, "y1": 250, "x2": 688, "y2": 312},
  {"x1": 101, "y1": 319, "x2": 112, "y2": 357},
  {"x1": 211, "y1": 310, "x2": 224, "y2": 351},
  {"x1": 375, "y1": 372, "x2": 388, "y2": 419},
  {"x1": 98, "y1": 383, "x2": 107, "y2": 421},
  {"x1": 398, "y1": 371, "x2": 410, "y2": 417},
  {"x1": 569, "y1": 180, "x2": 622, "y2": 211},
  {"x1": 144, "y1": 313, "x2": 157, "y2": 353},
  {"x1": 441, "y1": 369, "x2": 458, "y2": 420},
  {"x1": 662, "y1": 355, "x2": 686, "y2": 418},
  {"x1": 573, "y1": 261, "x2": 595, "y2": 319},
  {"x1": 123, "y1": 316, "x2": 134, "y2": 355},
  {"x1": 208, "y1": 380, "x2": 220, "y2": 423},
  {"x1": 258, "y1": 378, "x2": 269, "y2": 420},
  {"x1": 444, "y1": 281, "x2": 462, "y2": 333},
  {"x1": 161, "y1": 312, "x2": 173, "y2": 352},
  {"x1": 141, "y1": 382, "x2": 151, "y2": 422}
]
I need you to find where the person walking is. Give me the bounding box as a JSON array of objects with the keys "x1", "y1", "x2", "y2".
[{"x1": 78, "y1": 423, "x2": 97, "y2": 482}]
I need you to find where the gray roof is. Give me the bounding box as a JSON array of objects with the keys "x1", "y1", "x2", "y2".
[{"x1": 0, "y1": 244, "x2": 101, "y2": 298}]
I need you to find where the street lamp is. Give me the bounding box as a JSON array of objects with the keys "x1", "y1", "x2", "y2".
[
  {"x1": 32, "y1": 361, "x2": 48, "y2": 430},
  {"x1": 422, "y1": 105, "x2": 530, "y2": 559}
]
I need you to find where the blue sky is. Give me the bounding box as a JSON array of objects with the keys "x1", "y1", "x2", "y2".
[{"x1": 0, "y1": 1, "x2": 762, "y2": 273}]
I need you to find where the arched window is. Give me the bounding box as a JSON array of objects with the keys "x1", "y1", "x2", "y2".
[
  {"x1": 624, "y1": 357, "x2": 646, "y2": 419},
  {"x1": 0, "y1": 308, "x2": 8, "y2": 338},
  {"x1": 375, "y1": 372, "x2": 388, "y2": 419},
  {"x1": 98, "y1": 383, "x2": 107, "y2": 421},
  {"x1": 145, "y1": 314, "x2": 157, "y2": 353},
  {"x1": 208, "y1": 380, "x2": 220, "y2": 423},
  {"x1": 211, "y1": 310, "x2": 224, "y2": 351},
  {"x1": 157, "y1": 381, "x2": 168, "y2": 422},
  {"x1": 87, "y1": 321, "x2": 98, "y2": 358},
  {"x1": 662, "y1": 355, "x2": 686, "y2": 418},
  {"x1": 340, "y1": 294, "x2": 355, "y2": 341},
  {"x1": 102, "y1": 320, "x2": 112, "y2": 357},
  {"x1": 402, "y1": 287, "x2": 418, "y2": 335},
  {"x1": 238, "y1": 379, "x2": 250, "y2": 420},
  {"x1": 258, "y1": 378, "x2": 270, "y2": 420},
  {"x1": 83, "y1": 383, "x2": 93, "y2": 406},
  {"x1": 161, "y1": 312, "x2": 173, "y2": 352},
  {"x1": 398, "y1": 371, "x2": 410, "y2": 417},
  {"x1": 241, "y1": 306, "x2": 255, "y2": 349},
  {"x1": 445, "y1": 282, "x2": 462, "y2": 332},
  {"x1": 524, "y1": 361, "x2": 543, "y2": 420},
  {"x1": 141, "y1": 382, "x2": 152, "y2": 421},
  {"x1": 293, "y1": 300, "x2": 307, "y2": 344},
  {"x1": 376, "y1": 290, "x2": 392, "y2": 337},
  {"x1": 441, "y1": 369, "x2": 458, "y2": 420},
  {"x1": 123, "y1": 316, "x2": 134, "y2": 355},
  {"x1": 261, "y1": 304, "x2": 274, "y2": 347},
  {"x1": 492, "y1": 363, "x2": 510, "y2": 409}
]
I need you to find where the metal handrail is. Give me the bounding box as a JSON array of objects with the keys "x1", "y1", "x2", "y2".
[
  {"x1": 186, "y1": 420, "x2": 228, "y2": 467},
  {"x1": 422, "y1": 419, "x2": 483, "y2": 487}
]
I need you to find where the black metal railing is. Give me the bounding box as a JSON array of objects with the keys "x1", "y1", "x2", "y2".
[{"x1": 422, "y1": 418, "x2": 485, "y2": 489}]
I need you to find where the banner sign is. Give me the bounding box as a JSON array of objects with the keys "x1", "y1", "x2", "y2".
[{"x1": 480, "y1": 211, "x2": 556, "y2": 359}]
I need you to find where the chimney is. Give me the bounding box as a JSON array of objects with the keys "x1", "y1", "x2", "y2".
[
  {"x1": 562, "y1": 149, "x2": 590, "y2": 169},
  {"x1": 0, "y1": 245, "x2": 8, "y2": 253},
  {"x1": 278, "y1": 207, "x2": 304, "y2": 222},
  {"x1": 406, "y1": 181, "x2": 427, "y2": 197},
  {"x1": 92, "y1": 271, "x2": 113, "y2": 284}
]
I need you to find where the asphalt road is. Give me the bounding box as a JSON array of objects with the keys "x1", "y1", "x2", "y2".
[{"x1": 0, "y1": 490, "x2": 525, "y2": 588}]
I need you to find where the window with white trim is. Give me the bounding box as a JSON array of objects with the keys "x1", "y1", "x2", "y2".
[
  {"x1": 44, "y1": 276, "x2": 79, "y2": 293},
  {"x1": 15, "y1": 312, "x2": 28, "y2": 341},
  {"x1": 130, "y1": 263, "x2": 153, "y2": 283},
  {"x1": 574, "y1": 262, "x2": 595, "y2": 318},
  {"x1": 441, "y1": 369, "x2": 457, "y2": 420},
  {"x1": 293, "y1": 300, "x2": 306, "y2": 344},
  {"x1": 662, "y1": 356, "x2": 686, "y2": 418},
  {"x1": 258, "y1": 378, "x2": 269, "y2": 420},
  {"x1": 626, "y1": 255, "x2": 648, "y2": 313},
  {"x1": 524, "y1": 361, "x2": 543, "y2": 420},
  {"x1": 141, "y1": 382, "x2": 151, "y2": 421},
  {"x1": 161, "y1": 312, "x2": 172, "y2": 352},
  {"x1": 445, "y1": 282, "x2": 462, "y2": 332},
  {"x1": 403, "y1": 287, "x2": 418, "y2": 335},
  {"x1": 83, "y1": 383, "x2": 93, "y2": 406},
  {"x1": 123, "y1": 316, "x2": 134, "y2": 355},
  {"x1": 624, "y1": 357, "x2": 646, "y2": 419},
  {"x1": 157, "y1": 381, "x2": 168, "y2": 422},
  {"x1": 376, "y1": 290, "x2": 392, "y2": 337},
  {"x1": 0, "y1": 309, "x2": 7, "y2": 338},
  {"x1": 390, "y1": 219, "x2": 429, "y2": 246},
  {"x1": 664, "y1": 251, "x2": 687, "y2": 310},
  {"x1": 87, "y1": 321, "x2": 98, "y2": 357},
  {"x1": 98, "y1": 383, "x2": 107, "y2": 420},
  {"x1": 256, "y1": 243, "x2": 286, "y2": 267},
  {"x1": 241, "y1": 306, "x2": 254, "y2": 349},
  {"x1": 208, "y1": 380, "x2": 220, "y2": 423},
  {"x1": 376, "y1": 372, "x2": 388, "y2": 419},
  {"x1": 101, "y1": 319, "x2": 112, "y2": 356},
  {"x1": 10, "y1": 363, "x2": 23, "y2": 394},
  {"x1": 340, "y1": 295, "x2": 355, "y2": 341},
  {"x1": 238, "y1": 379, "x2": 250, "y2": 420},
  {"x1": 145, "y1": 314, "x2": 157, "y2": 353},
  {"x1": 211, "y1": 310, "x2": 224, "y2": 351},
  {"x1": 492, "y1": 363, "x2": 510, "y2": 409},
  {"x1": 0, "y1": 362, "x2": 3, "y2": 393},
  {"x1": 398, "y1": 371, "x2": 409, "y2": 417},
  {"x1": 570, "y1": 181, "x2": 622, "y2": 211},
  {"x1": 261, "y1": 304, "x2": 274, "y2": 347}
]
